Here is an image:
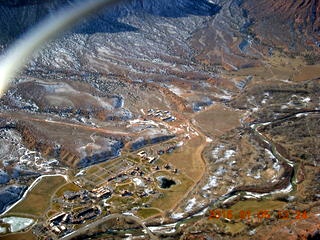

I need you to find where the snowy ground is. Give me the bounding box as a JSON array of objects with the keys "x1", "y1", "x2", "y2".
[{"x1": 1, "y1": 216, "x2": 34, "y2": 233}]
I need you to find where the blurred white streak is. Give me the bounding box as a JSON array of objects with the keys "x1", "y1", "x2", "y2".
[{"x1": 0, "y1": 0, "x2": 122, "y2": 97}]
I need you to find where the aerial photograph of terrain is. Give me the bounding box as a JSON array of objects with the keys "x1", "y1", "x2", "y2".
[{"x1": 0, "y1": 0, "x2": 319, "y2": 239}]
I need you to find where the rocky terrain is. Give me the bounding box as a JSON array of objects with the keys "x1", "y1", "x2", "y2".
[{"x1": 243, "y1": 0, "x2": 320, "y2": 52}]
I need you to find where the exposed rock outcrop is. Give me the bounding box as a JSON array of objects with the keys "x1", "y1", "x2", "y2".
[{"x1": 0, "y1": 185, "x2": 26, "y2": 213}]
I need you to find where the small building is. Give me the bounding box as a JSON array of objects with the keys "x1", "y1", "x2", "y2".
[
  {"x1": 162, "y1": 116, "x2": 175, "y2": 122},
  {"x1": 164, "y1": 164, "x2": 171, "y2": 170},
  {"x1": 138, "y1": 192, "x2": 148, "y2": 198},
  {"x1": 121, "y1": 190, "x2": 133, "y2": 197},
  {"x1": 52, "y1": 226, "x2": 61, "y2": 234},
  {"x1": 158, "y1": 150, "x2": 164, "y2": 155},
  {"x1": 64, "y1": 191, "x2": 80, "y2": 201},
  {"x1": 137, "y1": 151, "x2": 146, "y2": 157},
  {"x1": 92, "y1": 186, "x2": 112, "y2": 199},
  {"x1": 71, "y1": 207, "x2": 101, "y2": 223},
  {"x1": 60, "y1": 225, "x2": 66, "y2": 231},
  {"x1": 147, "y1": 156, "x2": 156, "y2": 164},
  {"x1": 49, "y1": 212, "x2": 68, "y2": 226},
  {"x1": 166, "y1": 146, "x2": 176, "y2": 154}
]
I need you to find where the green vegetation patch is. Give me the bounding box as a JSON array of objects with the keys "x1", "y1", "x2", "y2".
[
  {"x1": 7, "y1": 176, "x2": 66, "y2": 217},
  {"x1": 136, "y1": 208, "x2": 161, "y2": 219}
]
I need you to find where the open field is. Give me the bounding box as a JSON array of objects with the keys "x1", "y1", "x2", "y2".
[
  {"x1": 226, "y1": 53, "x2": 320, "y2": 84},
  {"x1": 293, "y1": 64, "x2": 320, "y2": 81},
  {"x1": 6, "y1": 176, "x2": 66, "y2": 217},
  {"x1": 162, "y1": 136, "x2": 205, "y2": 181},
  {"x1": 136, "y1": 208, "x2": 161, "y2": 219},
  {"x1": 0, "y1": 230, "x2": 36, "y2": 240},
  {"x1": 194, "y1": 104, "x2": 243, "y2": 137},
  {"x1": 229, "y1": 53, "x2": 303, "y2": 80},
  {"x1": 151, "y1": 171, "x2": 194, "y2": 211}
]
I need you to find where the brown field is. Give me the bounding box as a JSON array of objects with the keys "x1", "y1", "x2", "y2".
[
  {"x1": 227, "y1": 53, "x2": 320, "y2": 84},
  {"x1": 6, "y1": 176, "x2": 66, "y2": 217},
  {"x1": 163, "y1": 136, "x2": 205, "y2": 181},
  {"x1": 293, "y1": 64, "x2": 320, "y2": 81},
  {"x1": 151, "y1": 171, "x2": 194, "y2": 210},
  {"x1": 194, "y1": 103, "x2": 242, "y2": 137},
  {"x1": 0, "y1": 230, "x2": 36, "y2": 240}
]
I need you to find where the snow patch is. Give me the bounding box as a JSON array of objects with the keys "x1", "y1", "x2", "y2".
[
  {"x1": 215, "y1": 166, "x2": 226, "y2": 176},
  {"x1": 176, "y1": 141, "x2": 184, "y2": 147},
  {"x1": 301, "y1": 97, "x2": 311, "y2": 103},
  {"x1": 253, "y1": 172, "x2": 261, "y2": 179},
  {"x1": 168, "y1": 85, "x2": 183, "y2": 96},
  {"x1": 202, "y1": 176, "x2": 218, "y2": 190},
  {"x1": 132, "y1": 178, "x2": 145, "y2": 187},
  {"x1": 171, "y1": 212, "x2": 184, "y2": 219},
  {"x1": 1, "y1": 217, "x2": 34, "y2": 232},
  {"x1": 224, "y1": 150, "x2": 235, "y2": 159},
  {"x1": 193, "y1": 207, "x2": 209, "y2": 216},
  {"x1": 265, "y1": 149, "x2": 275, "y2": 159},
  {"x1": 185, "y1": 198, "x2": 196, "y2": 212},
  {"x1": 244, "y1": 183, "x2": 293, "y2": 199},
  {"x1": 212, "y1": 145, "x2": 224, "y2": 157},
  {"x1": 296, "y1": 113, "x2": 309, "y2": 118},
  {"x1": 149, "y1": 223, "x2": 177, "y2": 234}
]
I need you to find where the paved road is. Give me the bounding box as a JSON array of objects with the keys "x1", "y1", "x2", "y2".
[{"x1": 60, "y1": 213, "x2": 158, "y2": 240}]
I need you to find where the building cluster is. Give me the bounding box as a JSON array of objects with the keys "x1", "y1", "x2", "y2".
[
  {"x1": 159, "y1": 146, "x2": 176, "y2": 155},
  {"x1": 48, "y1": 206, "x2": 101, "y2": 235},
  {"x1": 47, "y1": 142, "x2": 183, "y2": 237},
  {"x1": 63, "y1": 187, "x2": 112, "y2": 204},
  {"x1": 147, "y1": 109, "x2": 176, "y2": 122},
  {"x1": 63, "y1": 190, "x2": 88, "y2": 201},
  {"x1": 153, "y1": 164, "x2": 178, "y2": 174},
  {"x1": 70, "y1": 206, "x2": 101, "y2": 224},
  {"x1": 137, "y1": 151, "x2": 157, "y2": 164},
  {"x1": 107, "y1": 172, "x2": 130, "y2": 183},
  {"x1": 48, "y1": 186, "x2": 113, "y2": 235},
  {"x1": 137, "y1": 149, "x2": 178, "y2": 173},
  {"x1": 129, "y1": 166, "x2": 148, "y2": 178},
  {"x1": 91, "y1": 186, "x2": 112, "y2": 198},
  {"x1": 48, "y1": 212, "x2": 69, "y2": 234}
]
